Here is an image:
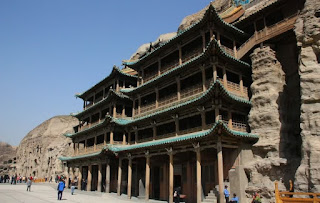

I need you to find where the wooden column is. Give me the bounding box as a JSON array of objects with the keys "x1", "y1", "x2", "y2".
[
  {"x1": 217, "y1": 33, "x2": 221, "y2": 45},
  {"x1": 87, "y1": 165, "x2": 92, "y2": 191},
  {"x1": 117, "y1": 158, "x2": 122, "y2": 196},
  {"x1": 104, "y1": 133, "x2": 107, "y2": 145},
  {"x1": 217, "y1": 137, "x2": 224, "y2": 203},
  {"x1": 196, "y1": 148, "x2": 202, "y2": 203},
  {"x1": 65, "y1": 165, "x2": 69, "y2": 188},
  {"x1": 85, "y1": 139, "x2": 87, "y2": 152},
  {"x1": 138, "y1": 95, "x2": 141, "y2": 115},
  {"x1": 215, "y1": 106, "x2": 220, "y2": 122},
  {"x1": 141, "y1": 70, "x2": 144, "y2": 84},
  {"x1": 155, "y1": 88, "x2": 159, "y2": 108},
  {"x1": 213, "y1": 64, "x2": 217, "y2": 82},
  {"x1": 132, "y1": 99, "x2": 136, "y2": 117},
  {"x1": 122, "y1": 132, "x2": 126, "y2": 145},
  {"x1": 233, "y1": 40, "x2": 237, "y2": 58},
  {"x1": 127, "y1": 158, "x2": 132, "y2": 199},
  {"x1": 152, "y1": 122, "x2": 157, "y2": 140},
  {"x1": 174, "y1": 114, "x2": 179, "y2": 136},
  {"x1": 110, "y1": 131, "x2": 114, "y2": 144},
  {"x1": 122, "y1": 105, "x2": 125, "y2": 118},
  {"x1": 106, "y1": 161, "x2": 110, "y2": 193},
  {"x1": 134, "y1": 128, "x2": 138, "y2": 144},
  {"x1": 200, "y1": 108, "x2": 206, "y2": 130},
  {"x1": 201, "y1": 31, "x2": 206, "y2": 52},
  {"x1": 222, "y1": 66, "x2": 227, "y2": 88},
  {"x1": 201, "y1": 66, "x2": 207, "y2": 92},
  {"x1": 113, "y1": 105, "x2": 116, "y2": 117},
  {"x1": 169, "y1": 151, "x2": 174, "y2": 203},
  {"x1": 178, "y1": 44, "x2": 182, "y2": 65},
  {"x1": 116, "y1": 79, "x2": 120, "y2": 91},
  {"x1": 158, "y1": 58, "x2": 161, "y2": 76},
  {"x1": 228, "y1": 111, "x2": 232, "y2": 129},
  {"x1": 94, "y1": 136, "x2": 97, "y2": 151},
  {"x1": 176, "y1": 76, "x2": 181, "y2": 101},
  {"x1": 145, "y1": 154, "x2": 150, "y2": 201},
  {"x1": 78, "y1": 166, "x2": 82, "y2": 189},
  {"x1": 239, "y1": 75, "x2": 244, "y2": 94},
  {"x1": 97, "y1": 163, "x2": 102, "y2": 192}
]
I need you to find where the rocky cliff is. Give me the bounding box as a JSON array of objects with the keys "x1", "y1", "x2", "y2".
[
  {"x1": 294, "y1": 0, "x2": 320, "y2": 193},
  {"x1": 0, "y1": 142, "x2": 17, "y2": 176},
  {"x1": 15, "y1": 115, "x2": 78, "y2": 179}
]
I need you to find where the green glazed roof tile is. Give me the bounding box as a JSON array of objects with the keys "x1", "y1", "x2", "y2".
[
  {"x1": 123, "y1": 5, "x2": 247, "y2": 68},
  {"x1": 60, "y1": 121, "x2": 258, "y2": 161},
  {"x1": 76, "y1": 66, "x2": 137, "y2": 99}
]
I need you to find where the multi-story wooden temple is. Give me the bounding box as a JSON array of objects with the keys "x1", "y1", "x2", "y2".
[{"x1": 60, "y1": 0, "x2": 302, "y2": 202}]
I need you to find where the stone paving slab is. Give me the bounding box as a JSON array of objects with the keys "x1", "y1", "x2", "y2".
[{"x1": 0, "y1": 183, "x2": 167, "y2": 203}]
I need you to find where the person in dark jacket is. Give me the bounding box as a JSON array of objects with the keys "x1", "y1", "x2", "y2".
[
  {"x1": 57, "y1": 179, "x2": 65, "y2": 200},
  {"x1": 174, "y1": 186, "x2": 181, "y2": 203}
]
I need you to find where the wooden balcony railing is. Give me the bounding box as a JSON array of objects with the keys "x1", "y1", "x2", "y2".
[
  {"x1": 86, "y1": 146, "x2": 94, "y2": 153},
  {"x1": 181, "y1": 48, "x2": 203, "y2": 63},
  {"x1": 160, "y1": 61, "x2": 179, "y2": 74},
  {"x1": 217, "y1": 78, "x2": 249, "y2": 99},
  {"x1": 220, "y1": 44, "x2": 235, "y2": 57},
  {"x1": 135, "y1": 84, "x2": 204, "y2": 118},
  {"x1": 180, "y1": 84, "x2": 203, "y2": 99},
  {"x1": 237, "y1": 13, "x2": 298, "y2": 59},
  {"x1": 140, "y1": 102, "x2": 156, "y2": 114},
  {"x1": 158, "y1": 94, "x2": 178, "y2": 107},
  {"x1": 95, "y1": 143, "x2": 105, "y2": 150},
  {"x1": 232, "y1": 122, "x2": 247, "y2": 132},
  {"x1": 144, "y1": 73, "x2": 159, "y2": 83},
  {"x1": 178, "y1": 126, "x2": 203, "y2": 135},
  {"x1": 85, "y1": 103, "x2": 93, "y2": 109}
]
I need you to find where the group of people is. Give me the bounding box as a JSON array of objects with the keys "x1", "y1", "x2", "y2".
[{"x1": 224, "y1": 185, "x2": 262, "y2": 203}]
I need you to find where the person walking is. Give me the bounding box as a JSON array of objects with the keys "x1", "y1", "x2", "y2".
[
  {"x1": 26, "y1": 178, "x2": 32, "y2": 192},
  {"x1": 224, "y1": 185, "x2": 230, "y2": 203},
  {"x1": 57, "y1": 179, "x2": 65, "y2": 200},
  {"x1": 71, "y1": 180, "x2": 76, "y2": 195}
]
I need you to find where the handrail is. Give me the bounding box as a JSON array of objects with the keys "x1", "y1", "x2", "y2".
[
  {"x1": 237, "y1": 13, "x2": 298, "y2": 59},
  {"x1": 275, "y1": 181, "x2": 320, "y2": 203}
]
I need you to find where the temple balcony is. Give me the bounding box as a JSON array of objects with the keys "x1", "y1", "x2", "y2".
[
  {"x1": 180, "y1": 83, "x2": 203, "y2": 99},
  {"x1": 212, "y1": 78, "x2": 248, "y2": 99},
  {"x1": 181, "y1": 47, "x2": 203, "y2": 64},
  {"x1": 220, "y1": 44, "x2": 235, "y2": 57},
  {"x1": 160, "y1": 61, "x2": 179, "y2": 75}
]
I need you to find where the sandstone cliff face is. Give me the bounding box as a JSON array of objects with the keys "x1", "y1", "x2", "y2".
[
  {"x1": 246, "y1": 46, "x2": 288, "y2": 200},
  {"x1": 0, "y1": 142, "x2": 17, "y2": 176},
  {"x1": 15, "y1": 116, "x2": 78, "y2": 179},
  {"x1": 294, "y1": 0, "x2": 320, "y2": 192}
]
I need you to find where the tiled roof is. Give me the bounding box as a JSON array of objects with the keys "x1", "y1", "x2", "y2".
[
  {"x1": 72, "y1": 89, "x2": 130, "y2": 119},
  {"x1": 75, "y1": 66, "x2": 137, "y2": 99},
  {"x1": 123, "y1": 5, "x2": 247, "y2": 68},
  {"x1": 121, "y1": 39, "x2": 249, "y2": 94},
  {"x1": 59, "y1": 121, "x2": 258, "y2": 161}
]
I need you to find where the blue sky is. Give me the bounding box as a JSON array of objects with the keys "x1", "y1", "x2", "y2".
[{"x1": 0, "y1": 0, "x2": 212, "y2": 146}]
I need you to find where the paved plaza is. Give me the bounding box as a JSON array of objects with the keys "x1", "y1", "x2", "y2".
[{"x1": 0, "y1": 183, "x2": 161, "y2": 203}]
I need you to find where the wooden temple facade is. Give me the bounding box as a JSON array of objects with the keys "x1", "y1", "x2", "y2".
[{"x1": 60, "y1": 1, "x2": 302, "y2": 202}]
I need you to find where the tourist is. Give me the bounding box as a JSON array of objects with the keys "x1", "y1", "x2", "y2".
[
  {"x1": 251, "y1": 192, "x2": 261, "y2": 203},
  {"x1": 71, "y1": 180, "x2": 76, "y2": 195},
  {"x1": 27, "y1": 178, "x2": 32, "y2": 192},
  {"x1": 57, "y1": 178, "x2": 65, "y2": 200},
  {"x1": 230, "y1": 193, "x2": 239, "y2": 203},
  {"x1": 224, "y1": 185, "x2": 230, "y2": 203},
  {"x1": 173, "y1": 186, "x2": 181, "y2": 203},
  {"x1": 81, "y1": 178, "x2": 87, "y2": 191}
]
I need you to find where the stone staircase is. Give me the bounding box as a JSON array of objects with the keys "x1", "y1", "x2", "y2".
[{"x1": 202, "y1": 189, "x2": 219, "y2": 203}]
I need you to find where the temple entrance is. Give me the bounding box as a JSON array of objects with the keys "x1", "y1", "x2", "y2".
[
  {"x1": 101, "y1": 164, "x2": 106, "y2": 192},
  {"x1": 82, "y1": 166, "x2": 88, "y2": 191},
  {"x1": 91, "y1": 165, "x2": 98, "y2": 191},
  {"x1": 152, "y1": 166, "x2": 161, "y2": 199}
]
